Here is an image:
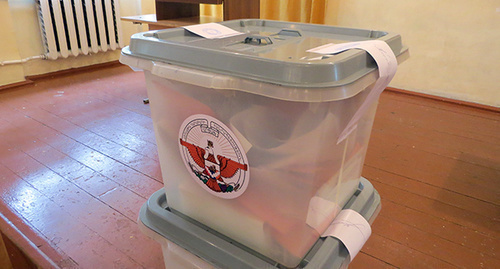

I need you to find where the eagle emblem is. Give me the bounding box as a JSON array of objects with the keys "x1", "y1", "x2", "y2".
[{"x1": 179, "y1": 115, "x2": 250, "y2": 198}]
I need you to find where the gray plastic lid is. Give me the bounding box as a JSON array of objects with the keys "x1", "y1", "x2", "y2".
[
  {"x1": 123, "y1": 19, "x2": 407, "y2": 88},
  {"x1": 139, "y1": 177, "x2": 381, "y2": 269}
]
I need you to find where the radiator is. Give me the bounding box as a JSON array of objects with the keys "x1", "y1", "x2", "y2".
[{"x1": 37, "y1": 0, "x2": 124, "y2": 60}]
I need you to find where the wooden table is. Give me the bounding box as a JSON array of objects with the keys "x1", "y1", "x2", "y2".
[{"x1": 121, "y1": 14, "x2": 223, "y2": 30}]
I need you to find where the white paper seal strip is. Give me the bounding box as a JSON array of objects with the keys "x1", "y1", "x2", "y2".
[
  {"x1": 321, "y1": 209, "x2": 372, "y2": 261},
  {"x1": 307, "y1": 40, "x2": 398, "y2": 144}
]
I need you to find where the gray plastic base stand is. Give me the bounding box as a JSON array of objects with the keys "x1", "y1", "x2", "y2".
[{"x1": 138, "y1": 177, "x2": 381, "y2": 269}]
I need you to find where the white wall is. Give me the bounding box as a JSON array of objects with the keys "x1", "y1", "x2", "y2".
[
  {"x1": 327, "y1": 0, "x2": 500, "y2": 107},
  {"x1": 0, "y1": 1, "x2": 26, "y2": 86},
  {"x1": 0, "y1": 0, "x2": 151, "y2": 84}
]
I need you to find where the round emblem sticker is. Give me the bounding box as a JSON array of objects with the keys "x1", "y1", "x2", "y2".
[{"x1": 179, "y1": 114, "x2": 250, "y2": 199}]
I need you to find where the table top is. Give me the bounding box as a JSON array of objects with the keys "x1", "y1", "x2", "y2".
[{"x1": 121, "y1": 14, "x2": 223, "y2": 29}]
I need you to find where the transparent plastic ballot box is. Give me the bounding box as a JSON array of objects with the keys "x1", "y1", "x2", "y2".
[
  {"x1": 121, "y1": 19, "x2": 407, "y2": 268},
  {"x1": 139, "y1": 177, "x2": 381, "y2": 269}
]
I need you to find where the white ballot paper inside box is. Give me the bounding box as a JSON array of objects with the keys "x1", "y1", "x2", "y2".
[{"x1": 307, "y1": 40, "x2": 398, "y2": 144}]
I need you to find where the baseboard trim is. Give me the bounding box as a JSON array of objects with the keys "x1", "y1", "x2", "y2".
[
  {"x1": 386, "y1": 87, "x2": 499, "y2": 113},
  {"x1": 26, "y1": 60, "x2": 121, "y2": 81},
  {"x1": 0, "y1": 80, "x2": 34, "y2": 91},
  {"x1": 1, "y1": 61, "x2": 123, "y2": 92}
]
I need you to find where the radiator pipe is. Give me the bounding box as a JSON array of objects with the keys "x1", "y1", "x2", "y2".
[{"x1": 0, "y1": 55, "x2": 47, "y2": 66}]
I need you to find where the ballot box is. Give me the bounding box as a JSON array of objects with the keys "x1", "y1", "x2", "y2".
[{"x1": 121, "y1": 19, "x2": 407, "y2": 267}]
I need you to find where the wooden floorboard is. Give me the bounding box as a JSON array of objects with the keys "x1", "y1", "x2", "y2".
[
  {"x1": 364, "y1": 166, "x2": 499, "y2": 234},
  {"x1": 0, "y1": 66, "x2": 164, "y2": 268},
  {"x1": 0, "y1": 65, "x2": 498, "y2": 268},
  {"x1": 352, "y1": 89, "x2": 500, "y2": 268}
]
